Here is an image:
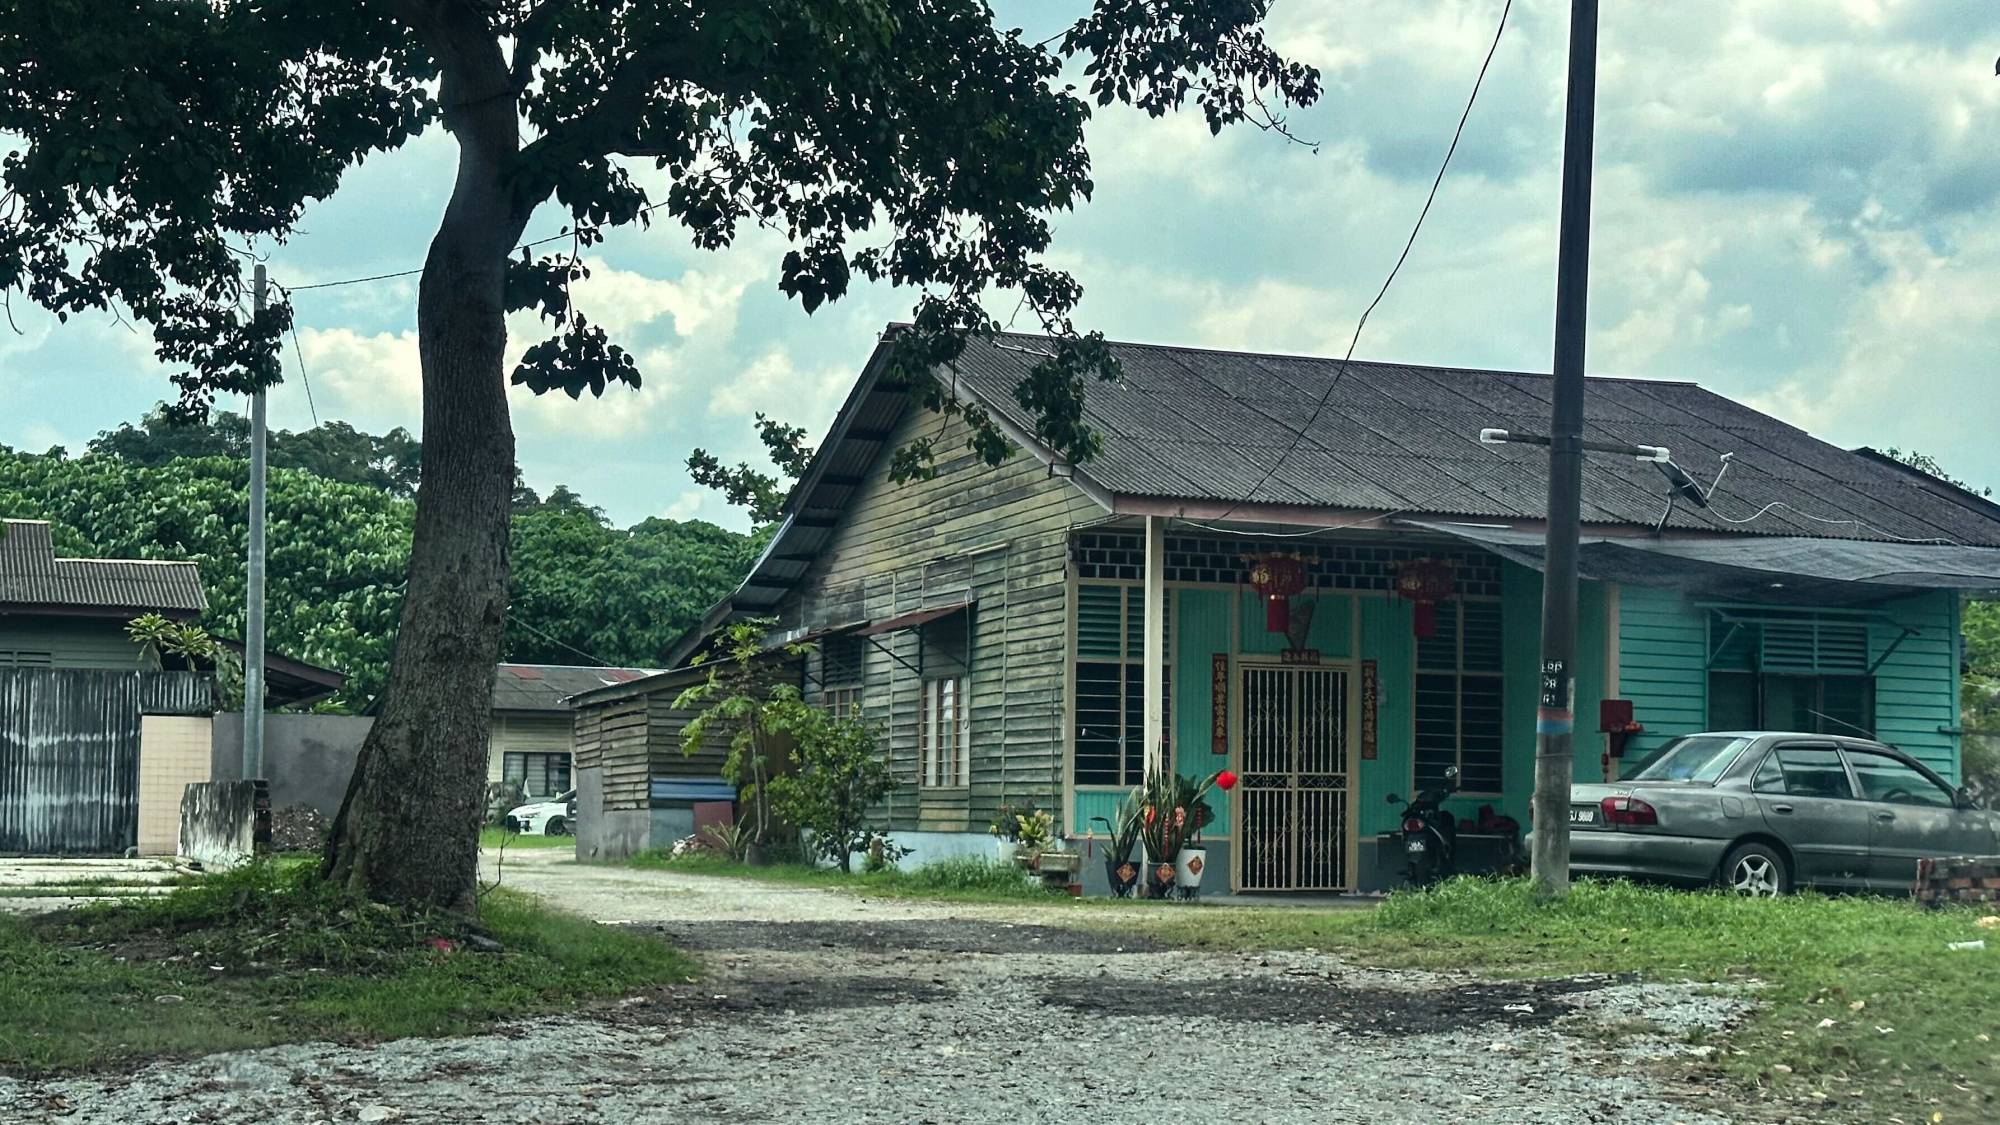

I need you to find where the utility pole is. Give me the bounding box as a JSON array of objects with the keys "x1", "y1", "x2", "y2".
[
  {"x1": 1530, "y1": 0, "x2": 1599, "y2": 899},
  {"x1": 244, "y1": 262, "x2": 268, "y2": 781}
]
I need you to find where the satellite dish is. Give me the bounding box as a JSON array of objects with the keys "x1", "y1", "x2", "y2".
[{"x1": 1652, "y1": 459, "x2": 1712, "y2": 508}]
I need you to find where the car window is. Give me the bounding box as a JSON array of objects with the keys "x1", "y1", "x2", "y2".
[
  {"x1": 1751, "y1": 751, "x2": 1785, "y2": 793},
  {"x1": 1630, "y1": 736, "x2": 1753, "y2": 782},
  {"x1": 1844, "y1": 751, "x2": 1954, "y2": 808},
  {"x1": 1773, "y1": 746, "x2": 1853, "y2": 799}
]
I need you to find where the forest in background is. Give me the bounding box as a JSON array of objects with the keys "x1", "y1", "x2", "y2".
[{"x1": 0, "y1": 409, "x2": 764, "y2": 710}]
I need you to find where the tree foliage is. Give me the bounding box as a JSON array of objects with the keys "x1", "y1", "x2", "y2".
[
  {"x1": 0, "y1": 445, "x2": 757, "y2": 707},
  {"x1": 686, "y1": 413, "x2": 813, "y2": 525},
  {"x1": 89, "y1": 407, "x2": 423, "y2": 497}
]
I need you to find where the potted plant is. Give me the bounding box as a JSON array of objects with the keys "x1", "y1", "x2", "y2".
[
  {"x1": 1093, "y1": 789, "x2": 1145, "y2": 897},
  {"x1": 988, "y1": 802, "x2": 1044, "y2": 863},
  {"x1": 1014, "y1": 808, "x2": 1055, "y2": 868},
  {"x1": 1136, "y1": 768, "x2": 1234, "y2": 899}
]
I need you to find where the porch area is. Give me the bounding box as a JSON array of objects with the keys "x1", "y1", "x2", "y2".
[{"x1": 1061, "y1": 517, "x2": 1966, "y2": 896}]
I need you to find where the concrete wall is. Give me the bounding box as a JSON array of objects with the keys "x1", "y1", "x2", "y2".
[
  {"x1": 137, "y1": 715, "x2": 212, "y2": 856},
  {"x1": 179, "y1": 779, "x2": 269, "y2": 870},
  {"x1": 212, "y1": 713, "x2": 373, "y2": 814}
]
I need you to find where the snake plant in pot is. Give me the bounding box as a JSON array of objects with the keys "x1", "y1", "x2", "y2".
[
  {"x1": 1093, "y1": 789, "x2": 1147, "y2": 897},
  {"x1": 1136, "y1": 768, "x2": 1235, "y2": 899}
]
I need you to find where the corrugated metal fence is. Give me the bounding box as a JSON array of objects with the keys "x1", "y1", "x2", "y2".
[{"x1": 0, "y1": 669, "x2": 211, "y2": 855}]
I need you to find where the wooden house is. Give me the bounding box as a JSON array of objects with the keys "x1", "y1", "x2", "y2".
[{"x1": 579, "y1": 330, "x2": 2000, "y2": 892}]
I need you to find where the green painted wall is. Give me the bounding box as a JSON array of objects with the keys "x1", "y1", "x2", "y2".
[
  {"x1": 1613, "y1": 587, "x2": 1962, "y2": 780},
  {"x1": 1237, "y1": 592, "x2": 1352, "y2": 657},
  {"x1": 1868, "y1": 592, "x2": 1959, "y2": 779},
  {"x1": 1486, "y1": 563, "x2": 1606, "y2": 825},
  {"x1": 1356, "y1": 595, "x2": 1414, "y2": 836},
  {"x1": 1616, "y1": 585, "x2": 1708, "y2": 764},
  {"x1": 0, "y1": 614, "x2": 150, "y2": 670},
  {"x1": 1176, "y1": 588, "x2": 1235, "y2": 835}
]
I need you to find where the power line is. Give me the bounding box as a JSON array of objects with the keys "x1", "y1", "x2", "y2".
[
  {"x1": 273, "y1": 284, "x2": 320, "y2": 426},
  {"x1": 1209, "y1": 0, "x2": 1514, "y2": 524},
  {"x1": 511, "y1": 615, "x2": 616, "y2": 668},
  {"x1": 283, "y1": 200, "x2": 674, "y2": 294}
]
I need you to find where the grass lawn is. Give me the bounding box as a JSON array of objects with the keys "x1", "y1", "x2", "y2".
[
  {"x1": 627, "y1": 851, "x2": 1067, "y2": 903},
  {"x1": 0, "y1": 862, "x2": 694, "y2": 1075},
  {"x1": 480, "y1": 826, "x2": 575, "y2": 850},
  {"x1": 1117, "y1": 878, "x2": 1999, "y2": 1119}
]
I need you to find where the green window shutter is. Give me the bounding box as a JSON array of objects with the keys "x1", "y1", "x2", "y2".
[{"x1": 1077, "y1": 584, "x2": 1125, "y2": 660}]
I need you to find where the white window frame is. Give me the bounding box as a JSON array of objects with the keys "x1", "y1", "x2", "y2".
[{"x1": 920, "y1": 676, "x2": 969, "y2": 788}]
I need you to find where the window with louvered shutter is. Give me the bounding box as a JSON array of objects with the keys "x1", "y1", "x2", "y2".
[
  {"x1": 1072, "y1": 583, "x2": 1170, "y2": 786},
  {"x1": 1414, "y1": 599, "x2": 1504, "y2": 794}
]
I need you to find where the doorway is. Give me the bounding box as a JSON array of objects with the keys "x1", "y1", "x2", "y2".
[{"x1": 1236, "y1": 663, "x2": 1352, "y2": 891}]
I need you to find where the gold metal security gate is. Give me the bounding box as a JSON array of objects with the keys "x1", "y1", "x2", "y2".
[{"x1": 1237, "y1": 664, "x2": 1350, "y2": 891}]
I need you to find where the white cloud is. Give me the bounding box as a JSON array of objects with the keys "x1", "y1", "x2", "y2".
[
  {"x1": 658, "y1": 490, "x2": 707, "y2": 520},
  {"x1": 705, "y1": 349, "x2": 851, "y2": 432}
]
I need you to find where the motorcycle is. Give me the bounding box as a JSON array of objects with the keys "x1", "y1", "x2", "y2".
[{"x1": 1384, "y1": 765, "x2": 1459, "y2": 886}]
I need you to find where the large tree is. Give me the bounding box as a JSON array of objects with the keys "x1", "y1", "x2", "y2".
[{"x1": 0, "y1": 0, "x2": 1317, "y2": 910}]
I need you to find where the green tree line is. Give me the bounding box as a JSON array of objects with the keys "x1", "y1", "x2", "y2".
[{"x1": 0, "y1": 419, "x2": 761, "y2": 711}]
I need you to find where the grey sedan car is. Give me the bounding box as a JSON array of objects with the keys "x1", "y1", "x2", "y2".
[{"x1": 1555, "y1": 733, "x2": 1998, "y2": 896}]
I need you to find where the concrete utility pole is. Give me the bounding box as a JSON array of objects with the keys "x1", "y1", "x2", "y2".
[
  {"x1": 1530, "y1": 0, "x2": 1599, "y2": 899},
  {"x1": 244, "y1": 262, "x2": 268, "y2": 781}
]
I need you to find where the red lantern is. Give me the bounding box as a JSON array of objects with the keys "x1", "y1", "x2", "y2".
[
  {"x1": 1395, "y1": 558, "x2": 1456, "y2": 638},
  {"x1": 1244, "y1": 553, "x2": 1309, "y2": 634},
  {"x1": 1216, "y1": 770, "x2": 1239, "y2": 791}
]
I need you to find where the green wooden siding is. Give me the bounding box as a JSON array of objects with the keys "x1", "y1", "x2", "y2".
[
  {"x1": 1870, "y1": 592, "x2": 1960, "y2": 780},
  {"x1": 1236, "y1": 592, "x2": 1351, "y2": 657},
  {"x1": 1356, "y1": 594, "x2": 1415, "y2": 836},
  {"x1": 1615, "y1": 587, "x2": 1961, "y2": 780},
  {"x1": 1174, "y1": 588, "x2": 1233, "y2": 835},
  {"x1": 784, "y1": 409, "x2": 1100, "y2": 833},
  {"x1": 1615, "y1": 584, "x2": 1708, "y2": 763},
  {"x1": 0, "y1": 615, "x2": 151, "y2": 670},
  {"x1": 1489, "y1": 563, "x2": 1606, "y2": 823}
]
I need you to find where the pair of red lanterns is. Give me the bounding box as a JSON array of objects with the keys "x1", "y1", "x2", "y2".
[{"x1": 1243, "y1": 552, "x2": 1455, "y2": 638}]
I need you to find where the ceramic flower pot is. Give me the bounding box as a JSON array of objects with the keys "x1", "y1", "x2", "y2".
[
  {"x1": 1175, "y1": 848, "x2": 1207, "y2": 895},
  {"x1": 1148, "y1": 860, "x2": 1178, "y2": 899}
]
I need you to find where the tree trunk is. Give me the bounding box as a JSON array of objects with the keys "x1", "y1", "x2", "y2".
[{"x1": 321, "y1": 57, "x2": 530, "y2": 911}]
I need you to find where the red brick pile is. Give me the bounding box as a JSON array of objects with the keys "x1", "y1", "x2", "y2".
[{"x1": 1914, "y1": 855, "x2": 2000, "y2": 905}]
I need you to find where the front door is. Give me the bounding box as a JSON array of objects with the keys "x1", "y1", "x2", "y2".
[{"x1": 1237, "y1": 664, "x2": 1350, "y2": 891}]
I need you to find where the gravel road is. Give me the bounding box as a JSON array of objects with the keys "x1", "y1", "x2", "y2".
[{"x1": 6, "y1": 850, "x2": 1765, "y2": 1124}]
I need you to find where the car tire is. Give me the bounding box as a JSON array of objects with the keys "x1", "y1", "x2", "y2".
[
  {"x1": 1721, "y1": 841, "x2": 1791, "y2": 898},
  {"x1": 545, "y1": 817, "x2": 568, "y2": 838}
]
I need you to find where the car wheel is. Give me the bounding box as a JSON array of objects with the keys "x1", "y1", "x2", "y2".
[
  {"x1": 1721, "y1": 842, "x2": 1790, "y2": 897},
  {"x1": 545, "y1": 817, "x2": 568, "y2": 837}
]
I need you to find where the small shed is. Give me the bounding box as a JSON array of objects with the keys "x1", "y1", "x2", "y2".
[{"x1": 568, "y1": 655, "x2": 800, "y2": 861}]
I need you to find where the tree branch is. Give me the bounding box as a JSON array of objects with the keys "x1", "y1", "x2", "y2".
[{"x1": 509, "y1": 0, "x2": 571, "y2": 91}]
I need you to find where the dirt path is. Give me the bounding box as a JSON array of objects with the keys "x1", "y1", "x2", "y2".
[{"x1": 8, "y1": 850, "x2": 1761, "y2": 1124}]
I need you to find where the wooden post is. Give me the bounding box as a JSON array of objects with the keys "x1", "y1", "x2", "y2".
[{"x1": 1142, "y1": 516, "x2": 1166, "y2": 780}]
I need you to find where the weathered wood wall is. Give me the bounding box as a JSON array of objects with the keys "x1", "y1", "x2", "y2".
[{"x1": 783, "y1": 410, "x2": 1100, "y2": 833}]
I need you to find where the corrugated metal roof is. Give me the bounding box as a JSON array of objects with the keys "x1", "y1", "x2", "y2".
[
  {"x1": 944, "y1": 334, "x2": 2000, "y2": 546},
  {"x1": 0, "y1": 520, "x2": 207, "y2": 613},
  {"x1": 493, "y1": 663, "x2": 661, "y2": 713}
]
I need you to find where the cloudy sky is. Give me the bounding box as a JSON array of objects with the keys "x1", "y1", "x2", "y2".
[{"x1": 3, "y1": 0, "x2": 1996, "y2": 529}]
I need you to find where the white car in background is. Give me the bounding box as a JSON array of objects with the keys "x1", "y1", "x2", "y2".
[{"x1": 505, "y1": 789, "x2": 576, "y2": 837}]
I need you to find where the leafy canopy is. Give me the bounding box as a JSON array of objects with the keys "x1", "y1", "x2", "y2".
[
  {"x1": 1, "y1": 0, "x2": 1318, "y2": 473},
  {"x1": 0, "y1": 443, "x2": 758, "y2": 708}
]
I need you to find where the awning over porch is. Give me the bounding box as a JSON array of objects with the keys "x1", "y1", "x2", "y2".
[{"x1": 1402, "y1": 519, "x2": 2000, "y2": 606}]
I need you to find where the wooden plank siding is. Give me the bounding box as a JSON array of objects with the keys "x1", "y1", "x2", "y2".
[
  {"x1": 0, "y1": 614, "x2": 155, "y2": 670},
  {"x1": 782, "y1": 409, "x2": 1101, "y2": 833},
  {"x1": 1615, "y1": 586, "x2": 1963, "y2": 779}
]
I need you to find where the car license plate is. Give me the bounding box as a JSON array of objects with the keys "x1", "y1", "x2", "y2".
[
  {"x1": 1569, "y1": 806, "x2": 1599, "y2": 826},
  {"x1": 1405, "y1": 839, "x2": 1427, "y2": 854}
]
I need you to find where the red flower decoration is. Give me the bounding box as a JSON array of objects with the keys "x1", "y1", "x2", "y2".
[
  {"x1": 1143, "y1": 805, "x2": 1157, "y2": 824},
  {"x1": 1216, "y1": 770, "x2": 1239, "y2": 791}
]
